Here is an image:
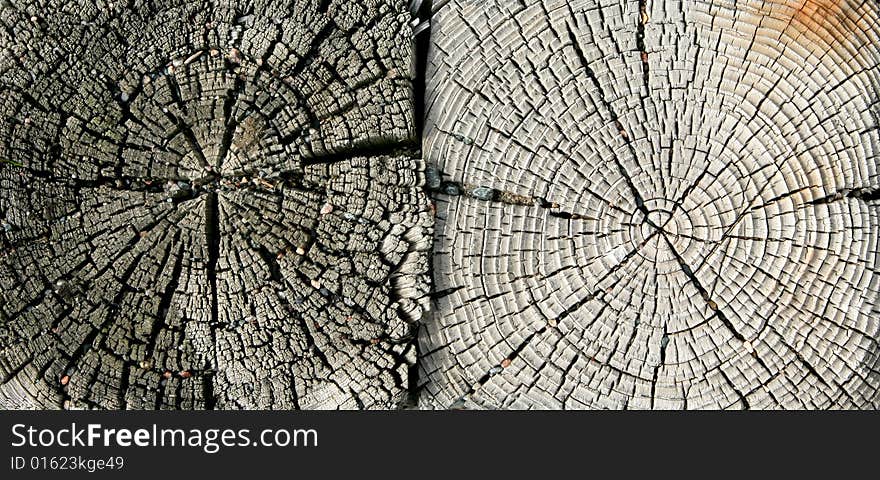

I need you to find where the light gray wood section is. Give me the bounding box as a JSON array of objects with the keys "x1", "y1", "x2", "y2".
[{"x1": 420, "y1": 0, "x2": 880, "y2": 409}]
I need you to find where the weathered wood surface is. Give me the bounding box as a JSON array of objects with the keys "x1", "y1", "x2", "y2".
[
  {"x1": 3, "y1": 0, "x2": 880, "y2": 411},
  {"x1": 0, "y1": 0, "x2": 432, "y2": 409},
  {"x1": 419, "y1": 0, "x2": 880, "y2": 409}
]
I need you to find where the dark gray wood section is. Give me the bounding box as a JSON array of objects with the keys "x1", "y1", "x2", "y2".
[{"x1": 0, "y1": 0, "x2": 432, "y2": 409}]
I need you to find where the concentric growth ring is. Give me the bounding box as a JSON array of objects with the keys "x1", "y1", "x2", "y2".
[
  {"x1": 0, "y1": 0, "x2": 432, "y2": 409},
  {"x1": 419, "y1": 0, "x2": 880, "y2": 409}
]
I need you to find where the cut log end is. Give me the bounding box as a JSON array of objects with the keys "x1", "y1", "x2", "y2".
[
  {"x1": 419, "y1": 0, "x2": 880, "y2": 409},
  {"x1": 0, "y1": 0, "x2": 431, "y2": 410}
]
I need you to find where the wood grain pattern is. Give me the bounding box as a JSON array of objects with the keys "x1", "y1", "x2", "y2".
[
  {"x1": 419, "y1": 0, "x2": 880, "y2": 409},
  {"x1": 0, "y1": 0, "x2": 432, "y2": 410}
]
